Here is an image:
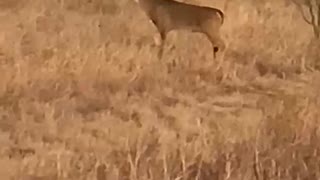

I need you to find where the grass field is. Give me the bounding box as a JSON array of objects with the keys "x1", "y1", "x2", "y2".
[{"x1": 1, "y1": 0, "x2": 320, "y2": 179}]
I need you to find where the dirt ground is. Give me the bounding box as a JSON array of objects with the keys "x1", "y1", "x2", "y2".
[{"x1": 1, "y1": 0, "x2": 320, "y2": 179}]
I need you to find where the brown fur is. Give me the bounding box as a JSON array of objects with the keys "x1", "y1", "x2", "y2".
[{"x1": 135, "y1": 0, "x2": 226, "y2": 60}]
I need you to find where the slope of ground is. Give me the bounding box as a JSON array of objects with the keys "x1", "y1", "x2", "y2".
[{"x1": 0, "y1": 0, "x2": 320, "y2": 179}]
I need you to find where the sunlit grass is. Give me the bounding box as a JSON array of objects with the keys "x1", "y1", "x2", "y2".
[{"x1": 0, "y1": 0, "x2": 320, "y2": 179}]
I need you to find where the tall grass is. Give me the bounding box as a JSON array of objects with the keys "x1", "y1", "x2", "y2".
[{"x1": 0, "y1": 0, "x2": 320, "y2": 179}]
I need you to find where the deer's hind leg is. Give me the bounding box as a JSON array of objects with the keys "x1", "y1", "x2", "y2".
[
  {"x1": 206, "y1": 32, "x2": 225, "y2": 59},
  {"x1": 205, "y1": 31, "x2": 226, "y2": 70}
]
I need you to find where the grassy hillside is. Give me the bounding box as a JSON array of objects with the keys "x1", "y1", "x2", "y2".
[{"x1": 0, "y1": 0, "x2": 320, "y2": 179}]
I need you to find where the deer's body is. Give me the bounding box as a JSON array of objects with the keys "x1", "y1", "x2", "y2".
[{"x1": 135, "y1": 0, "x2": 226, "y2": 59}]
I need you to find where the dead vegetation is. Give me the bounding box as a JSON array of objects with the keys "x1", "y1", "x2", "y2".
[
  {"x1": 0, "y1": 0, "x2": 320, "y2": 179},
  {"x1": 292, "y1": 0, "x2": 320, "y2": 38}
]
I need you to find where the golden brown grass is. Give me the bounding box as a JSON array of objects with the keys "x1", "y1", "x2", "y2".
[{"x1": 1, "y1": 0, "x2": 320, "y2": 179}]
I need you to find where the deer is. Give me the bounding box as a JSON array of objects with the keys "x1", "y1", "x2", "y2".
[{"x1": 134, "y1": 0, "x2": 226, "y2": 62}]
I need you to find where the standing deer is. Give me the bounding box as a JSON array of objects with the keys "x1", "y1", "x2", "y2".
[{"x1": 134, "y1": 0, "x2": 226, "y2": 60}]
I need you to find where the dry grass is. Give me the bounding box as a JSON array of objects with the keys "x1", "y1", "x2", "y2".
[{"x1": 1, "y1": 0, "x2": 320, "y2": 179}]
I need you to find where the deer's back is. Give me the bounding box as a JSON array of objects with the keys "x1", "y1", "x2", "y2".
[{"x1": 150, "y1": 0, "x2": 223, "y2": 31}]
